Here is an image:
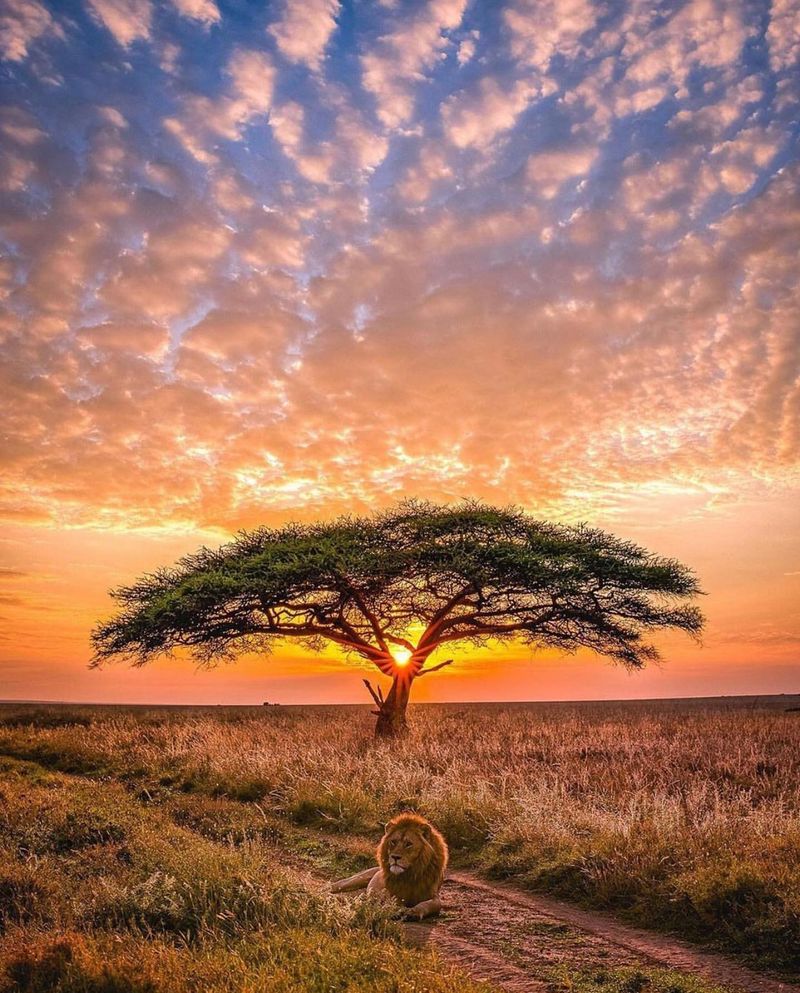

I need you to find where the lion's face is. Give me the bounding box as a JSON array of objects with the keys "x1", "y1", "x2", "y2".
[
  {"x1": 383, "y1": 825, "x2": 428, "y2": 875},
  {"x1": 377, "y1": 813, "x2": 448, "y2": 906}
]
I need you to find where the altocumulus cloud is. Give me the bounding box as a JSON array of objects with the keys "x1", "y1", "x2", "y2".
[{"x1": 0, "y1": 0, "x2": 798, "y2": 533}]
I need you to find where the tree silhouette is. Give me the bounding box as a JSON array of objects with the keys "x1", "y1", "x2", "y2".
[{"x1": 92, "y1": 501, "x2": 704, "y2": 736}]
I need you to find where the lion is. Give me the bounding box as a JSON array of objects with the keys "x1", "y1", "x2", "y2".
[{"x1": 330, "y1": 812, "x2": 448, "y2": 920}]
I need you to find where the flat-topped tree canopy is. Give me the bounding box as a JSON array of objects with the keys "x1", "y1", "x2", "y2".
[{"x1": 92, "y1": 500, "x2": 705, "y2": 735}]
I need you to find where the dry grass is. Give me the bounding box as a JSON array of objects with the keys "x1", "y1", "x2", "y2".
[
  {"x1": 1, "y1": 696, "x2": 798, "y2": 975},
  {"x1": 0, "y1": 754, "x2": 494, "y2": 993}
]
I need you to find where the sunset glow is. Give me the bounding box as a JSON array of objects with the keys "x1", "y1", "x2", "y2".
[
  {"x1": 391, "y1": 649, "x2": 413, "y2": 669},
  {"x1": 1, "y1": 0, "x2": 798, "y2": 705}
]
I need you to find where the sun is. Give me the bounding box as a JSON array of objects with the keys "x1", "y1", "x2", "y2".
[{"x1": 391, "y1": 647, "x2": 412, "y2": 667}]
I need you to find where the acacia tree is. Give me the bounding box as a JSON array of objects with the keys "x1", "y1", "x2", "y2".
[{"x1": 92, "y1": 501, "x2": 704, "y2": 737}]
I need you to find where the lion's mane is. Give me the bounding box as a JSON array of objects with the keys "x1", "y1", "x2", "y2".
[{"x1": 377, "y1": 813, "x2": 448, "y2": 907}]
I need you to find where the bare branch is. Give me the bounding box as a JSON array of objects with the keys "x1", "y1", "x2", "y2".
[
  {"x1": 416, "y1": 659, "x2": 454, "y2": 676},
  {"x1": 385, "y1": 633, "x2": 416, "y2": 652},
  {"x1": 416, "y1": 585, "x2": 475, "y2": 649},
  {"x1": 363, "y1": 679, "x2": 383, "y2": 708},
  {"x1": 337, "y1": 578, "x2": 390, "y2": 652}
]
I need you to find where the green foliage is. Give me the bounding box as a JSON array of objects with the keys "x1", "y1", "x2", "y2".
[{"x1": 92, "y1": 500, "x2": 704, "y2": 682}]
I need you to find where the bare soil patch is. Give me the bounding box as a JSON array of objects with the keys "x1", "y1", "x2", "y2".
[{"x1": 400, "y1": 871, "x2": 800, "y2": 993}]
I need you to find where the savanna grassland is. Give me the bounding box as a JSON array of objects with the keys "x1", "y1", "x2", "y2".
[{"x1": 1, "y1": 696, "x2": 798, "y2": 992}]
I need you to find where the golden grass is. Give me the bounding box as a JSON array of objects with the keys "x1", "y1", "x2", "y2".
[
  {"x1": 0, "y1": 755, "x2": 494, "y2": 993},
  {"x1": 1, "y1": 697, "x2": 798, "y2": 973}
]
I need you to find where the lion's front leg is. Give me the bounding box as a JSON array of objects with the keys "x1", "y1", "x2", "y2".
[
  {"x1": 403, "y1": 896, "x2": 442, "y2": 920},
  {"x1": 330, "y1": 867, "x2": 380, "y2": 893},
  {"x1": 366, "y1": 869, "x2": 387, "y2": 896}
]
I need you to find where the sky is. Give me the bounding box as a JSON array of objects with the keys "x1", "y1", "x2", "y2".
[{"x1": 0, "y1": 0, "x2": 798, "y2": 706}]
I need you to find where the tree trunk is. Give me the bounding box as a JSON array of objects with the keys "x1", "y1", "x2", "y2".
[{"x1": 374, "y1": 674, "x2": 413, "y2": 738}]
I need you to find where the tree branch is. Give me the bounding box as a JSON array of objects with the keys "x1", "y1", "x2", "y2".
[
  {"x1": 261, "y1": 619, "x2": 385, "y2": 660},
  {"x1": 421, "y1": 610, "x2": 558, "y2": 649},
  {"x1": 416, "y1": 585, "x2": 476, "y2": 649},
  {"x1": 385, "y1": 633, "x2": 416, "y2": 652},
  {"x1": 363, "y1": 679, "x2": 385, "y2": 708},
  {"x1": 416, "y1": 659, "x2": 453, "y2": 676},
  {"x1": 431, "y1": 620, "x2": 545, "y2": 645},
  {"x1": 337, "y1": 579, "x2": 390, "y2": 653}
]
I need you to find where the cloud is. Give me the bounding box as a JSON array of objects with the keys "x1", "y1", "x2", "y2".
[
  {"x1": 669, "y1": 75, "x2": 764, "y2": 142},
  {"x1": 237, "y1": 211, "x2": 306, "y2": 269},
  {"x1": 171, "y1": 0, "x2": 220, "y2": 26},
  {"x1": 75, "y1": 322, "x2": 170, "y2": 359},
  {"x1": 271, "y1": 89, "x2": 388, "y2": 184},
  {"x1": 97, "y1": 105, "x2": 128, "y2": 128},
  {"x1": 0, "y1": 0, "x2": 797, "y2": 542},
  {"x1": 396, "y1": 141, "x2": 453, "y2": 203},
  {"x1": 441, "y1": 75, "x2": 540, "y2": 149},
  {"x1": 86, "y1": 0, "x2": 152, "y2": 47},
  {"x1": 767, "y1": 0, "x2": 800, "y2": 73},
  {"x1": 0, "y1": 105, "x2": 46, "y2": 193},
  {"x1": 226, "y1": 47, "x2": 275, "y2": 116},
  {"x1": 504, "y1": 0, "x2": 597, "y2": 71},
  {"x1": 0, "y1": 0, "x2": 63, "y2": 61},
  {"x1": 526, "y1": 145, "x2": 597, "y2": 198},
  {"x1": 0, "y1": 105, "x2": 44, "y2": 145},
  {"x1": 270, "y1": 101, "x2": 336, "y2": 183},
  {"x1": 456, "y1": 30, "x2": 478, "y2": 66},
  {"x1": 269, "y1": 0, "x2": 340, "y2": 71},
  {"x1": 100, "y1": 218, "x2": 235, "y2": 320},
  {"x1": 620, "y1": 0, "x2": 753, "y2": 95},
  {"x1": 180, "y1": 308, "x2": 298, "y2": 368},
  {"x1": 164, "y1": 48, "x2": 275, "y2": 162},
  {"x1": 361, "y1": 0, "x2": 467, "y2": 128},
  {"x1": 0, "y1": 0, "x2": 798, "y2": 707},
  {"x1": 715, "y1": 625, "x2": 800, "y2": 646},
  {"x1": 563, "y1": 0, "x2": 756, "y2": 139},
  {"x1": 0, "y1": 591, "x2": 53, "y2": 610}
]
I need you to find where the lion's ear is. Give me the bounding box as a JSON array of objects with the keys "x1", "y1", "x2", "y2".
[
  {"x1": 384, "y1": 822, "x2": 392, "y2": 834},
  {"x1": 420, "y1": 823, "x2": 432, "y2": 840}
]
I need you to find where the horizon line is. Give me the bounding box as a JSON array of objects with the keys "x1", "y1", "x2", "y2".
[{"x1": 1, "y1": 691, "x2": 798, "y2": 708}]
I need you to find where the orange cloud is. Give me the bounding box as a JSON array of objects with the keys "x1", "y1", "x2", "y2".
[{"x1": 1, "y1": 0, "x2": 798, "y2": 704}]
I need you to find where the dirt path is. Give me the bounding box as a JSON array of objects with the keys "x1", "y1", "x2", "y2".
[
  {"x1": 3, "y1": 747, "x2": 796, "y2": 993},
  {"x1": 399, "y1": 871, "x2": 800, "y2": 993},
  {"x1": 162, "y1": 803, "x2": 799, "y2": 993},
  {"x1": 271, "y1": 820, "x2": 800, "y2": 993}
]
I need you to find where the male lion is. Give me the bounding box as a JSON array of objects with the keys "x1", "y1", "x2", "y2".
[{"x1": 330, "y1": 812, "x2": 448, "y2": 920}]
